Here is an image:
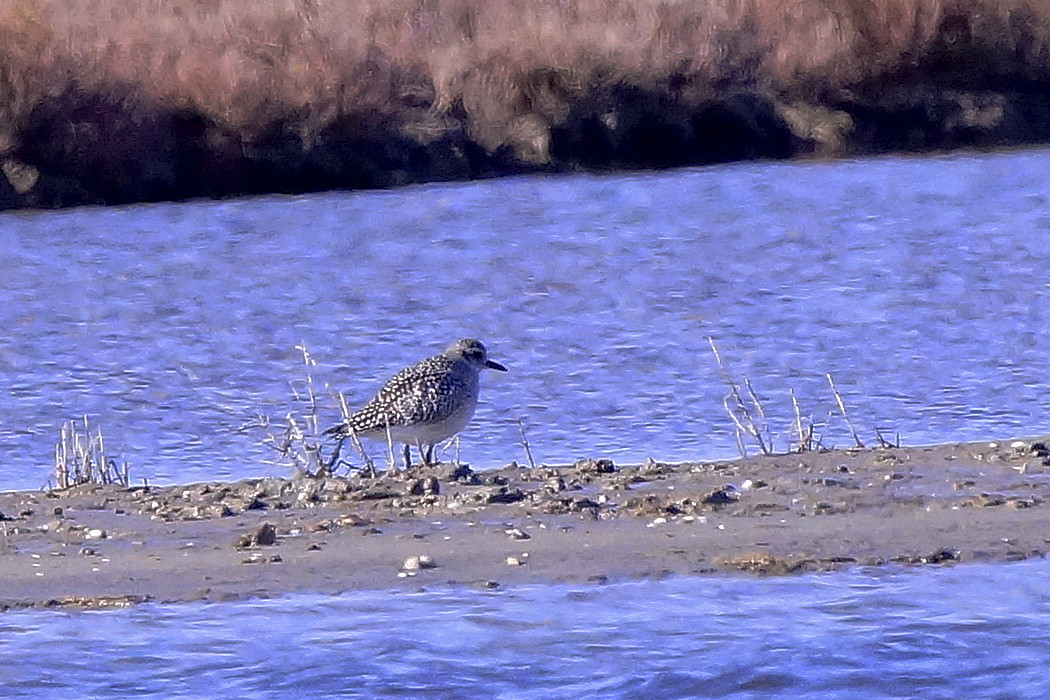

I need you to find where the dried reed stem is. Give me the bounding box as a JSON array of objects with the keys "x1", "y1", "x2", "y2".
[
  {"x1": 789, "y1": 387, "x2": 816, "y2": 453},
  {"x1": 709, "y1": 337, "x2": 771, "y2": 455},
  {"x1": 826, "y1": 373, "x2": 864, "y2": 448},
  {"x1": 383, "y1": 415, "x2": 396, "y2": 470},
  {"x1": 53, "y1": 417, "x2": 130, "y2": 488},
  {"x1": 516, "y1": 417, "x2": 537, "y2": 469},
  {"x1": 874, "y1": 427, "x2": 899, "y2": 449},
  {"x1": 296, "y1": 343, "x2": 319, "y2": 435}
]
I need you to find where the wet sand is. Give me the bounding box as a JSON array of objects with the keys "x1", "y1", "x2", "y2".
[{"x1": 2, "y1": 437, "x2": 1049, "y2": 610}]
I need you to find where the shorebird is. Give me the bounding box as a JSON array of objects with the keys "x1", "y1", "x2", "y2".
[{"x1": 325, "y1": 338, "x2": 507, "y2": 468}]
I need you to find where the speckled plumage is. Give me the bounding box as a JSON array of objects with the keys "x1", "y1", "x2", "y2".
[{"x1": 326, "y1": 339, "x2": 506, "y2": 465}]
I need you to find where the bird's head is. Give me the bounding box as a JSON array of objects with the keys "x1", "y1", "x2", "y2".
[{"x1": 448, "y1": 338, "x2": 507, "y2": 372}]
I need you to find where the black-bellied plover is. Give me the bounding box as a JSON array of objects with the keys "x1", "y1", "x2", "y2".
[{"x1": 325, "y1": 338, "x2": 507, "y2": 467}]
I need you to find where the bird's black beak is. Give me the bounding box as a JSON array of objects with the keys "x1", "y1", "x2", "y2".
[{"x1": 485, "y1": 359, "x2": 508, "y2": 372}]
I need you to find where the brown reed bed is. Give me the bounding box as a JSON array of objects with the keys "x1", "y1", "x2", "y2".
[{"x1": 3, "y1": 0, "x2": 1050, "y2": 208}]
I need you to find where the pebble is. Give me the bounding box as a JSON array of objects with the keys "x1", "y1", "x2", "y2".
[
  {"x1": 233, "y1": 522, "x2": 277, "y2": 549},
  {"x1": 401, "y1": 555, "x2": 436, "y2": 573}
]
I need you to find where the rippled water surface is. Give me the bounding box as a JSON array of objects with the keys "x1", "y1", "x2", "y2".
[
  {"x1": 3, "y1": 559, "x2": 1050, "y2": 699},
  {"x1": 3, "y1": 149, "x2": 1050, "y2": 696},
  {"x1": 2, "y1": 148, "x2": 1049, "y2": 488}
]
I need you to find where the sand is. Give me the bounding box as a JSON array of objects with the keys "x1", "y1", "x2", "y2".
[{"x1": 2, "y1": 437, "x2": 1049, "y2": 611}]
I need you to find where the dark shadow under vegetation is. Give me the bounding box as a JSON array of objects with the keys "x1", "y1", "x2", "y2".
[{"x1": 3, "y1": 0, "x2": 1050, "y2": 209}]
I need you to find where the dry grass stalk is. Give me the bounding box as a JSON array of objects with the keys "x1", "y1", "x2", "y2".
[
  {"x1": 258, "y1": 343, "x2": 377, "y2": 476},
  {"x1": 261, "y1": 412, "x2": 326, "y2": 476},
  {"x1": 790, "y1": 388, "x2": 817, "y2": 453},
  {"x1": 874, "y1": 426, "x2": 900, "y2": 449},
  {"x1": 335, "y1": 391, "x2": 376, "y2": 475},
  {"x1": 826, "y1": 373, "x2": 864, "y2": 448},
  {"x1": 53, "y1": 416, "x2": 130, "y2": 489},
  {"x1": 382, "y1": 415, "x2": 397, "y2": 471},
  {"x1": 709, "y1": 337, "x2": 772, "y2": 456},
  {"x1": 516, "y1": 417, "x2": 537, "y2": 469},
  {"x1": 258, "y1": 343, "x2": 330, "y2": 476},
  {"x1": 295, "y1": 343, "x2": 320, "y2": 435}
]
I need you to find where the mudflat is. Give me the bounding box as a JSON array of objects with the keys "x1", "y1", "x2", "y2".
[{"x1": 2, "y1": 437, "x2": 1049, "y2": 611}]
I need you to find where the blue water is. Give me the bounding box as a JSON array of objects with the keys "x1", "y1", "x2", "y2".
[
  {"x1": 1, "y1": 149, "x2": 1049, "y2": 488},
  {"x1": 2, "y1": 148, "x2": 1050, "y2": 696},
  {"x1": 2, "y1": 559, "x2": 1050, "y2": 699}
]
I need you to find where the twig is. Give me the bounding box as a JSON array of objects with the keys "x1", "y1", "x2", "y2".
[
  {"x1": 383, "y1": 415, "x2": 396, "y2": 470},
  {"x1": 873, "y1": 427, "x2": 899, "y2": 449},
  {"x1": 516, "y1": 417, "x2": 537, "y2": 469},
  {"x1": 826, "y1": 373, "x2": 864, "y2": 448},
  {"x1": 53, "y1": 417, "x2": 130, "y2": 488},
  {"x1": 733, "y1": 426, "x2": 747, "y2": 458},
  {"x1": 295, "y1": 343, "x2": 319, "y2": 435},
  {"x1": 346, "y1": 425, "x2": 375, "y2": 475},
  {"x1": 709, "y1": 337, "x2": 771, "y2": 455},
  {"x1": 722, "y1": 394, "x2": 751, "y2": 456},
  {"x1": 789, "y1": 388, "x2": 815, "y2": 453}
]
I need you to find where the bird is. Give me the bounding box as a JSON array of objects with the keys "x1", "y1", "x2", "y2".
[{"x1": 325, "y1": 338, "x2": 507, "y2": 468}]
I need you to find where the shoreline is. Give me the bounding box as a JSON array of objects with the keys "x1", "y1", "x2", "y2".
[
  {"x1": 6, "y1": 1, "x2": 1050, "y2": 209},
  {"x1": 2, "y1": 436, "x2": 1049, "y2": 611}
]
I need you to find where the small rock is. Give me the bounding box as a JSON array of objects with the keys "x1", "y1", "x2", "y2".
[
  {"x1": 504, "y1": 527, "x2": 531, "y2": 540},
  {"x1": 408, "y1": 476, "x2": 440, "y2": 496},
  {"x1": 402, "y1": 555, "x2": 436, "y2": 572},
  {"x1": 85, "y1": 528, "x2": 107, "y2": 540},
  {"x1": 235, "y1": 522, "x2": 277, "y2": 548},
  {"x1": 450, "y1": 464, "x2": 476, "y2": 481},
  {"x1": 254, "y1": 523, "x2": 278, "y2": 545},
  {"x1": 702, "y1": 487, "x2": 738, "y2": 505},
  {"x1": 922, "y1": 548, "x2": 960, "y2": 564},
  {"x1": 543, "y1": 476, "x2": 567, "y2": 493},
  {"x1": 486, "y1": 487, "x2": 526, "y2": 504},
  {"x1": 573, "y1": 458, "x2": 617, "y2": 474},
  {"x1": 506, "y1": 556, "x2": 524, "y2": 567}
]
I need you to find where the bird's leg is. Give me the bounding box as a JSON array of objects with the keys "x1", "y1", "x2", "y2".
[
  {"x1": 421, "y1": 444, "x2": 435, "y2": 466},
  {"x1": 402, "y1": 444, "x2": 412, "y2": 470}
]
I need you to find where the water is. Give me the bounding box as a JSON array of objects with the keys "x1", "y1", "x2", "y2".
[
  {"x1": 2, "y1": 559, "x2": 1050, "y2": 699},
  {"x1": 2, "y1": 149, "x2": 1050, "y2": 696},
  {"x1": 1, "y1": 148, "x2": 1048, "y2": 488}
]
